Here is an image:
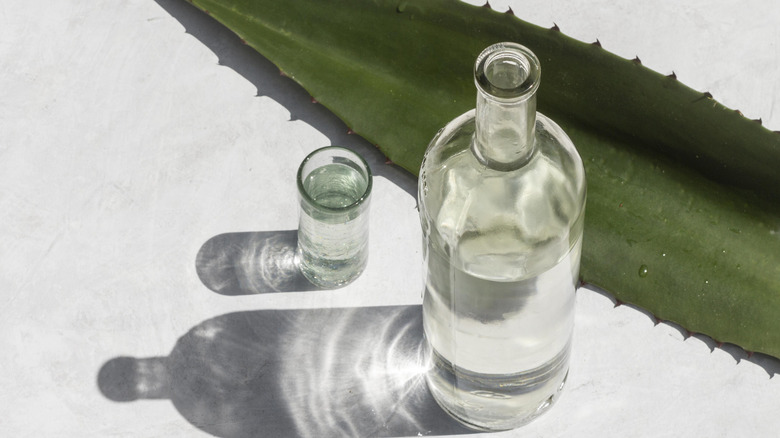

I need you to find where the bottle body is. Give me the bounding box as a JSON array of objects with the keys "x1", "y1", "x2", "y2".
[{"x1": 418, "y1": 43, "x2": 586, "y2": 431}]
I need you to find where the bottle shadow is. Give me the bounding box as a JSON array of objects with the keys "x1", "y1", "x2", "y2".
[
  {"x1": 196, "y1": 230, "x2": 320, "y2": 294},
  {"x1": 152, "y1": 0, "x2": 418, "y2": 200},
  {"x1": 98, "y1": 305, "x2": 473, "y2": 437}
]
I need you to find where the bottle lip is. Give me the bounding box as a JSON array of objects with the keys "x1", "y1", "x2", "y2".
[{"x1": 474, "y1": 42, "x2": 540, "y2": 101}]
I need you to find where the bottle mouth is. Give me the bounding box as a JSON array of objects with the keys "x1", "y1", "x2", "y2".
[{"x1": 475, "y1": 42, "x2": 540, "y2": 101}]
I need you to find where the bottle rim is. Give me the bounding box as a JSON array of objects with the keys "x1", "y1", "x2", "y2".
[{"x1": 474, "y1": 42, "x2": 540, "y2": 101}]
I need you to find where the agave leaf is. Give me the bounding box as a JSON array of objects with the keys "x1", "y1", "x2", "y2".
[{"x1": 186, "y1": 0, "x2": 780, "y2": 357}]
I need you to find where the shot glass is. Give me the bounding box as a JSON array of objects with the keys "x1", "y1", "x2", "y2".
[{"x1": 296, "y1": 146, "x2": 372, "y2": 288}]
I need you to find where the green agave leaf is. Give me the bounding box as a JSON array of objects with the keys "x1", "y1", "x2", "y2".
[{"x1": 186, "y1": 0, "x2": 780, "y2": 357}]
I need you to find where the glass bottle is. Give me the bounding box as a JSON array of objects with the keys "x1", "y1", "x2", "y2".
[{"x1": 418, "y1": 42, "x2": 586, "y2": 431}]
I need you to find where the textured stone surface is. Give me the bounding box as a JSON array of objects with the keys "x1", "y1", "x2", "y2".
[{"x1": 1, "y1": 0, "x2": 778, "y2": 436}]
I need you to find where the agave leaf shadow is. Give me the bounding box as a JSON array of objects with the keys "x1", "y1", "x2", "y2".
[
  {"x1": 98, "y1": 305, "x2": 473, "y2": 437},
  {"x1": 152, "y1": 0, "x2": 418, "y2": 199}
]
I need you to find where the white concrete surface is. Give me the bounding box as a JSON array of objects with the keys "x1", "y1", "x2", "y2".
[{"x1": 1, "y1": 0, "x2": 779, "y2": 436}]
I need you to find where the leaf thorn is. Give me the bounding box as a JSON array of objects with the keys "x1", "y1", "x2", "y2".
[
  {"x1": 482, "y1": 1, "x2": 491, "y2": 9},
  {"x1": 551, "y1": 23, "x2": 561, "y2": 32},
  {"x1": 703, "y1": 91, "x2": 713, "y2": 99},
  {"x1": 506, "y1": 6, "x2": 514, "y2": 15},
  {"x1": 310, "y1": 96, "x2": 318, "y2": 104},
  {"x1": 632, "y1": 56, "x2": 642, "y2": 65},
  {"x1": 591, "y1": 39, "x2": 602, "y2": 48},
  {"x1": 667, "y1": 71, "x2": 677, "y2": 80}
]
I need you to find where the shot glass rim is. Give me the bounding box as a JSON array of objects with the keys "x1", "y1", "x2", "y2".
[{"x1": 296, "y1": 146, "x2": 373, "y2": 213}]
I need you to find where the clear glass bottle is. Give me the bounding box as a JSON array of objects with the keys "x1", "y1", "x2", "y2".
[{"x1": 418, "y1": 42, "x2": 586, "y2": 431}]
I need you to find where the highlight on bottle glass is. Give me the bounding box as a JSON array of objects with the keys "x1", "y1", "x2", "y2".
[{"x1": 296, "y1": 146, "x2": 372, "y2": 288}]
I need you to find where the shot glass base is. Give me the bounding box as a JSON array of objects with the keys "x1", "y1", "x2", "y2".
[{"x1": 298, "y1": 251, "x2": 366, "y2": 289}]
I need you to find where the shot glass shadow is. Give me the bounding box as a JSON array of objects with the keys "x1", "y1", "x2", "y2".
[
  {"x1": 97, "y1": 305, "x2": 473, "y2": 437},
  {"x1": 196, "y1": 230, "x2": 319, "y2": 295}
]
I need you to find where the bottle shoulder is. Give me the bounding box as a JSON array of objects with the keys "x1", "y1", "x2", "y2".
[
  {"x1": 418, "y1": 110, "x2": 587, "y2": 278},
  {"x1": 419, "y1": 110, "x2": 586, "y2": 221}
]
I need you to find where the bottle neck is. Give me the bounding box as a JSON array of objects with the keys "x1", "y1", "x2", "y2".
[
  {"x1": 473, "y1": 90, "x2": 536, "y2": 170},
  {"x1": 471, "y1": 42, "x2": 540, "y2": 171}
]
